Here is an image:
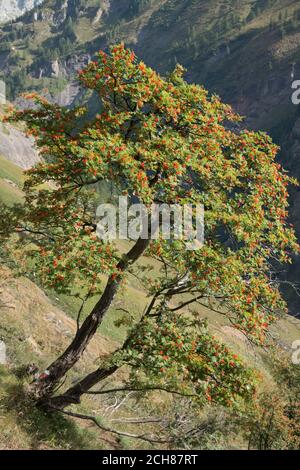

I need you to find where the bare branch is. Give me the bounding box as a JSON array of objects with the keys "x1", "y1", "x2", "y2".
[
  {"x1": 49, "y1": 406, "x2": 172, "y2": 445},
  {"x1": 85, "y1": 385, "x2": 199, "y2": 399}
]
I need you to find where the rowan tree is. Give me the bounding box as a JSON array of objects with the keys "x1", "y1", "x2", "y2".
[{"x1": 0, "y1": 44, "x2": 298, "y2": 429}]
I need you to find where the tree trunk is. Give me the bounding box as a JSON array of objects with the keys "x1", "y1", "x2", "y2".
[
  {"x1": 46, "y1": 365, "x2": 118, "y2": 410},
  {"x1": 44, "y1": 321, "x2": 136, "y2": 409},
  {"x1": 31, "y1": 236, "x2": 150, "y2": 401}
]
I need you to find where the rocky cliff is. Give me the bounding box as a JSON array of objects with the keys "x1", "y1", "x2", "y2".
[
  {"x1": 0, "y1": 0, "x2": 43, "y2": 24},
  {"x1": 0, "y1": 122, "x2": 39, "y2": 169}
]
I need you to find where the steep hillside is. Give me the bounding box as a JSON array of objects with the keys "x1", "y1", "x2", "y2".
[
  {"x1": 0, "y1": 104, "x2": 40, "y2": 169},
  {"x1": 1, "y1": 1, "x2": 300, "y2": 451},
  {"x1": 0, "y1": 0, "x2": 299, "y2": 109},
  {"x1": 0, "y1": 265, "x2": 118, "y2": 450},
  {"x1": 0, "y1": 154, "x2": 24, "y2": 204},
  {"x1": 1, "y1": 260, "x2": 300, "y2": 449},
  {"x1": 0, "y1": 123, "x2": 40, "y2": 170}
]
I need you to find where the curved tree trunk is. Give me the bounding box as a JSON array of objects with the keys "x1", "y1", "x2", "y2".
[
  {"x1": 45, "y1": 325, "x2": 136, "y2": 410},
  {"x1": 46, "y1": 365, "x2": 119, "y2": 410},
  {"x1": 31, "y1": 236, "x2": 150, "y2": 402}
]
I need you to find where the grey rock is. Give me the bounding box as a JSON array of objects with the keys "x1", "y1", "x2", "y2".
[
  {"x1": 0, "y1": 0, "x2": 43, "y2": 24},
  {"x1": 0, "y1": 122, "x2": 40, "y2": 169},
  {"x1": 51, "y1": 59, "x2": 60, "y2": 78}
]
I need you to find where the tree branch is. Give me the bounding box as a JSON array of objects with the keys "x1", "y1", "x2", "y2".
[{"x1": 49, "y1": 406, "x2": 172, "y2": 445}]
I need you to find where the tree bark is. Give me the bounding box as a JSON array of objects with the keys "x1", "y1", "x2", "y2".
[
  {"x1": 46, "y1": 365, "x2": 119, "y2": 410},
  {"x1": 31, "y1": 236, "x2": 150, "y2": 401},
  {"x1": 44, "y1": 321, "x2": 136, "y2": 409}
]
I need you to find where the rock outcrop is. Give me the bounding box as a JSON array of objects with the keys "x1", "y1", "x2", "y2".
[
  {"x1": 0, "y1": 0, "x2": 43, "y2": 24},
  {"x1": 0, "y1": 121, "x2": 39, "y2": 169}
]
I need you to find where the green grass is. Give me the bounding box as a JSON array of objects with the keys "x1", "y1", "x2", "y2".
[
  {"x1": 48, "y1": 272, "x2": 149, "y2": 344},
  {"x1": 0, "y1": 153, "x2": 25, "y2": 205},
  {"x1": 0, "y1": 179, "x2": 23, "y2": 205},
  {"x1": 0, "y1": 154, "x2": 25, "y2": 187},
  {"x1": 0, "y1": 366, "x2": 106, "y2": 450}
]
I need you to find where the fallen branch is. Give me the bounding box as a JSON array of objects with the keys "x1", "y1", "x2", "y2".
[{"x1": 49, "y1": 406, "x2": 172, "y2": 445}]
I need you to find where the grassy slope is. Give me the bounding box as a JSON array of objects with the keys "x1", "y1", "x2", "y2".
[
  {"x1": 0, "y1": 153, "x2": 24, "y2": 204},
  {"x1": 0, "y1": 178, "x2": 23, "y2": 205},
  {"x1": 1, "y1": 257, "x2": 300, "y2": 449},
  {"x1": 0, "y1": 104, "x2": 26, "y2": 204},
  {"x1": 0, "y1": 266, "x2": 118, "y2": 450},
  {"x1": 0, "y1": 153, "x2": 25, "y2": 185}
]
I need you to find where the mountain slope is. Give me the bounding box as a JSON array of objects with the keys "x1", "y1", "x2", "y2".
[
  {"x1": 1, "y1": 260, "x2": 300, "y2": 449},
  {"x1": 1, "y1": 0, "x2": 300, "y2": 312},
  {"x1": 1, "y1": 1, "x2": 299, "y2": 158},
  {"x1": 0, "y1": 264, "x2": 117, "y2": 450}
]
